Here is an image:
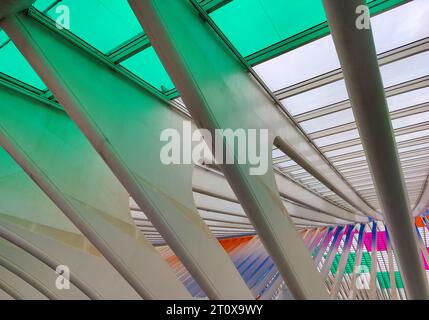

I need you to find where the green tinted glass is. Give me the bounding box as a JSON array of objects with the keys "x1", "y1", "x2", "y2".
[
  {"x1": 33, "y1": 0, "x2": 58, "y2": 12},
  {"x1": 43, "y1": 0, "x2": 143, "y2": 53},
  {"x1": 330, "y1": 252, "x2": 404, "y2": 288},
  {"x1": 210, "y1": 0, "x2": 327, "y2": 57},
  {"x1": 121, "y1": 47, "x2": 175, "y2": 92},
  {"x1": 0, "y1": 32, "x2": 46, "y2": 90},
  {"x1": 211, "y1": 0, "x2": 404, "y2": 58}
]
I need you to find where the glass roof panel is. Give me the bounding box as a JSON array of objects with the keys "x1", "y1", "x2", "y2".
[
  {"x1": 387, "y1": 87, "x2": 429, "y2": 112},
  {"x1": 300, "y1": 108, "x2": 354, "y2": 134},
  {"x1": 253, "y1": 0, "x2": 424, "y2": 91},
  {"x1": 333, "y1": 155, "x2": 367, "y2": 167},
  {"x1": 281, "y1": 51, "x2": 429, "y2": 117},
  {"x1": 392, "y1": 111, "x2": 429, "y2": 129},
  {"x1": 282, "y1": 80, "x2": 348, "y2": 115},
  {"x1": 325, "y1": 144, "x2": 363, "y2": 158},
  {"x1": 253, "y1": 35, "x2": 339, "y2": 92},
  {"x1": 33, "y1": 0, "x2": 58, "y2": 12},
  {"x1": 120, "y1": 46, "x2": 175, "y2": 92},
  {"x1": 210, "y1": 0, "x2": 327, "y2": 57},
  {"x1": 313, "y1": 129, "x2": 360, "y2": 148},
  {"x1": 271, "y1": 148, "x2": 284, "y2": 159},
  {"x1": 42, "y1": 0, "x2": 143, "y2": 53},
  {"x1": 396, "y1": 129, "x2": 429, "y2": 143},
  {"x1": 380, "y1": 51, "x2": 429, "y2": 87},
  {"x1": 398, "y1": 142, "x2": 429, "y2": 154},
  {"x1": 0, "y1": 33, "x2": 46, "y2": 90},
  {"x1": 372, "y1": 0, "x2": 429, "y2": 53}
]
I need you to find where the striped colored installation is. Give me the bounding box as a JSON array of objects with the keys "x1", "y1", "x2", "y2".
[
  {"x1": 157, "y1": 245, "x2": 205, "y2": 297},
  {"x1": 318, "y1": 217, "x2": 429, "y2": 293},
  {"x1": 363, "y1": 231, "x2": 387, "y2": 251},
  {"x1": 329, "y1": 252, "x2": 404, "y2": 289},
  {"x1": 156, "y1": 235, "x2": 278, "y2": 298},
  {"x1": 155, "y1": 217, "x2": 429, "y2": 298}
]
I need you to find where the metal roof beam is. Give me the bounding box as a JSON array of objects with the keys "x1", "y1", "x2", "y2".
[{"x1": 323, "y1": 0, "x2": 429, "y2": 299}]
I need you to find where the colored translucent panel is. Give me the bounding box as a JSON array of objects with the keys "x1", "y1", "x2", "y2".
[
  {"x1": 330, "y1": 252, "x2": 357, "y2": 276},
  {"x1": 120, "y1": 47, "x2": 175, "y2": 92},
  {"x1": 210, "y1": 0, "x2": 327, "y2": 57},
  {"x1": 363, "y1": 231, "x2": 388, "y2": 252},
  {"x1": 33, "y1": 0, "x2": 58, "y2": 12},
  {"x1": 377, "y1": 272, "x2": 403, "y2": 289},
  {"x1": 0, "y1": 35, "x2": 46, "y2": 90},
  {"x1": 42, "y1": 0, "x2": 143, "y2": 53}
]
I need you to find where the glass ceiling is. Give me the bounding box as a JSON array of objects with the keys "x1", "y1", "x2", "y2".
[
  {"x1": 0, "y1": 0, "x2": 410, "y2": 95},
  {"x1": 267, "y1": 0, "x2": 429, "y2": 211},
  {"x1": 209, "y1": 0, "x2": 327, "y2": 57},
  {"x1": 0, "y1": 0, "x2": 428, "y2": 221},
  {"x1": 35, "y1": 0, "x2": 143, "y2": 54},
  {"x1": 0, "y1": 30, "x2": 46, "y2": 89}
]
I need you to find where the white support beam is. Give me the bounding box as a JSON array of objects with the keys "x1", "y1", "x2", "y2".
[
  {"x1": 329, "y1": 225, "x2": 355, "y2": 299},
  {"x1": 0, "y1": 85, "x2": 190, "y2": 299},
  {"x1": 132, "y1": 0, "x2": 376, "y2": 299},
  {"x1": 323, "y1": 0, "x2": 429, "y2": 299},
  {"x1": 0, "y1": 148, "x2": 142, "y2": 299},
  {"x1": 2, "y1": 13, "x2": 251, "y2": 299},
  {"x1": 194, "y1": 166, "x2": 366, "y2": 224},
  {"x1": 0, "y1": 265, "x2": 47, "y2": 300},
  {"x1": 0, "y1": 239, "x2": 88, "y2": 300}
]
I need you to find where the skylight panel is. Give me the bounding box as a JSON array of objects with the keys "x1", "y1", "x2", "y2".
[
  {"x1": 281, "y1": 51, "x2": 429, "y2": 117},
  {"x1": 33, "y1": 0, "x2": 58, "y2": 12},
  {"x1": 325, "y1": 144, "x2": 364, "y2": 158},
  {"x1": 120, "y1": 47, "x2": 175, "y2": 92},
  {"x1": 314, "y1": 129, "x2": 360, "y2": 148},
  {"x1": 210, "y1": 0, "x2": 327, "y2": 57},
  {"x1": 41, "y1": 0, "x2": 143, "y2": 53},
  {"x1": 253, "y1": 0, "x2": 427, "y2": 92},
  {"x1": 253, "y1": 35, "x2": 340, "y2": 91},
  {"x1": 277, "y1": 160, "x2": 297, "y2": 169},
  {"x1": 380, "y1": 51, "x2": 429, "y2": 87},
  {"x1": 398, "y1": 142, "x2": 429, "y2": 154},
  {"x1": 0, "y1": 36, "x2": 46, "y2": 90},
  {"x1": 281, "y1": 80, "x2": 349, "y2": 115},
  {"x1": 372, "y1": 0, "x2": 429, "y2": 53},
  {"x1": 396, "y1": 129, "x2": 429, "y2": 143},
  {"x1": 271, "y1": 148, "x2": 284, "y2": 159},
  {"x1": 387, "y1": 87, "x2": 429, "y2": 112},
  {"x1": 333, "y1": 155, "x2": 367, "y2": 167},
  {"x1": 400, "y1": 154, "x2": 429, "y2": 163},
  {"x1": 392, "y1": 111, "x2": 429, "y2": 129},
  {"x1": 300, "y1": 108, "x2": 355, "y2": 134}
]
